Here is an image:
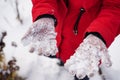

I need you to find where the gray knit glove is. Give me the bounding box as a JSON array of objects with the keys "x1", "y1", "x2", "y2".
[
  {"x1": 64, "y1": 34, "x2": 112, "y2": 79},
  {"x1": 21, "y1": 18, "x2": 58, "y2": 56}
]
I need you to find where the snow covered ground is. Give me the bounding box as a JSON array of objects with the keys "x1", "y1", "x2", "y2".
[{"x1": 0, "y1": 0, "x2": 120, "y2": 80}]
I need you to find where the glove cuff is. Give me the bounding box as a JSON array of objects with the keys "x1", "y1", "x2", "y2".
[
  {"x1": 85, "y1": 32, "x2": 106, "y2": 45},
  {"x1": 35, "y1": 14, "x2": 57, "y2": 26}
]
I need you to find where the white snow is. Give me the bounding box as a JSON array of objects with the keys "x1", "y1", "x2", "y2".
[{"x1": 0, "y1": 0, "x2": 120, "y2": 80}]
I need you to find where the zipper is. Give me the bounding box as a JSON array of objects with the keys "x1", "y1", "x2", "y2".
[
  {"x1": 64, "y1": 0, "x2": 69, "y2": 7},
  {"x1": 73, "y1": 8, "x2": 85, "y2": 35}
]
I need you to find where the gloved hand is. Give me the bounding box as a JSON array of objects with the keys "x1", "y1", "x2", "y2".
[
  {"x1": 64, "y1": 34, "x2": 112, "y2": 79},
  {"x1": 21, "y1": 18, "x2": 58, "y2": 56}
]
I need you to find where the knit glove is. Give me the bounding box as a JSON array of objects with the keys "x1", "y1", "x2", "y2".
[
  {"x1": 21, "y1": 18, "x2": 58, "y2": 56},
  {"x1": 64, "y1": 34, "x2": 112, "y2": 79}
]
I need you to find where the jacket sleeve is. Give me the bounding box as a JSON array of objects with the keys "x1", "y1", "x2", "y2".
[
  {"x1": 31, "y1": 0, "x2": 67, "y2": 22},
  {"x1": 85, "y1": 0, "x2": 120, "y2": 47}
]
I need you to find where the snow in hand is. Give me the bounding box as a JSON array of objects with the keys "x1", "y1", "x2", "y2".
[
  {"x1": 21, "y1": 18, "x2": 58, "y2": 56},
  {"x1": 64, "y1": 34, "x2": 112, "y2": 79},
  {"x1": 1, "y1": 0, "x2": 120, "y2": 80}
]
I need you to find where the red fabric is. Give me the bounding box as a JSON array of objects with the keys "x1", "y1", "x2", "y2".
[{"x1": 32, "y1": 0, "x2": 120, "y2": 63}]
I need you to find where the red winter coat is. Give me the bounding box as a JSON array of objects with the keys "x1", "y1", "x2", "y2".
[{"x1": 32, "y1": 0, "x2": 120, "y2": 63}]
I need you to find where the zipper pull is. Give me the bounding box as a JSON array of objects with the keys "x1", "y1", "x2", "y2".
[{"x1": 73, "y1": 8, "x2": 85, "y2": 35}]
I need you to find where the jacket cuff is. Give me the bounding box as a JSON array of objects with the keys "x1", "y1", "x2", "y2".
[{"x1": 35, "y1": 14, "x2": 57, "y2": 27}]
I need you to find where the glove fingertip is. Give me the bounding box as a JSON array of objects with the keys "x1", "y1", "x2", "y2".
[
  {"x1": 101, "y1": 54, "x2": 112, "y2": 67},
  {"x1": 29, "y1": 47, "x2": 35, "y2": 53},
  {"x1": 88, "y1": 73, "x2": 94, "y2": 78},
  {"x1": 105, "y1": 60, "x2": 112, "y2": 67},
  {"x1": 21, "y1": 38, "x2": 30, "y2": 46},
  {"x1": 76, "y1": 71, "x2": 86, "y2": 79},
  {"x1": 44, "y1": 53, "x2": 50, "y2": 56}
]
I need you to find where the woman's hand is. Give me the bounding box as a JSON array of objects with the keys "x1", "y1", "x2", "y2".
[
  {"x1": 64, "y1": 34, "x2": 112, "y2": 79},
  {"x1": 21, "y1": 18, "x2": 58, "y2": 56}
]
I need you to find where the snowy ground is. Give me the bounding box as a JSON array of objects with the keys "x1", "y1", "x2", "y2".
[{"x1": 0, "y1": 0, "x2": 120, "y2": 80}]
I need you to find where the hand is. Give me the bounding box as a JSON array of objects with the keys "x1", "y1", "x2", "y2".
[
  {"x1": 21, "y1": 18, "x2": 58, "y2": 56},
  {"x1": 64, "y1": 34, "x2": 112, "y2": 79}
]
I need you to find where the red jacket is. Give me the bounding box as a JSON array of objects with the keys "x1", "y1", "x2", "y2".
[{"x1": 32, "y1": 0, "x2": 120, "y2": 63}]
